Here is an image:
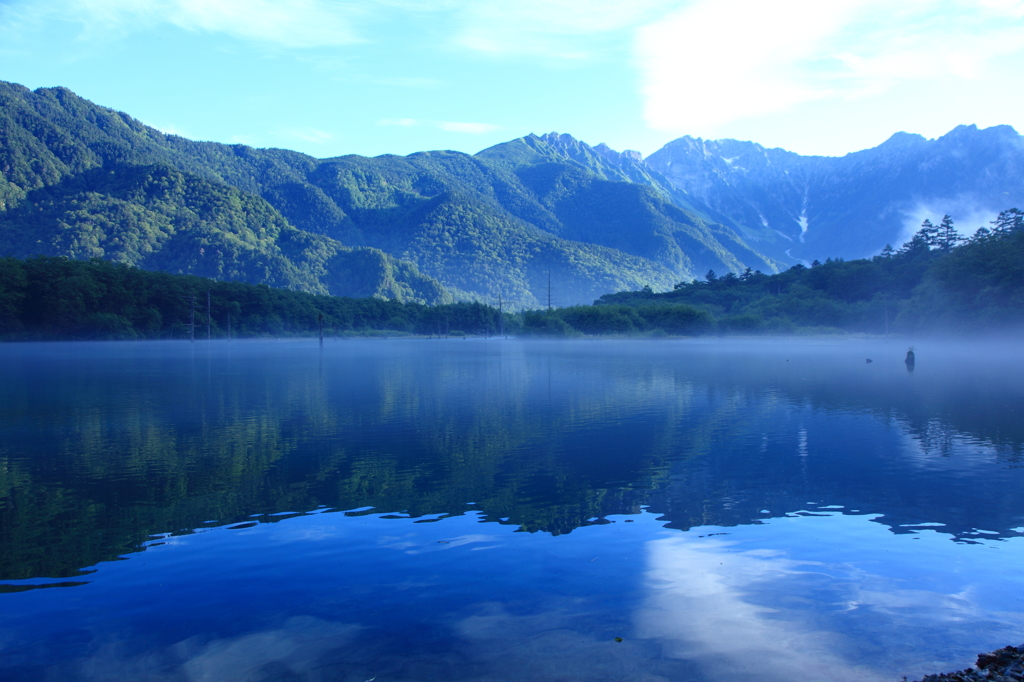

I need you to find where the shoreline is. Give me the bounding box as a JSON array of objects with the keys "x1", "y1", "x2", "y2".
[{"x1": 914, "y1": 645, "x2": 1024, "y2": 681}]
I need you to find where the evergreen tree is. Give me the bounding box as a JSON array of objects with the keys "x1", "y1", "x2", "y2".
[
  {"x1": 991, "y1": 208, "x2": 1024, "y2": 235},
  {"x1": 919, "y1": 218, "x2": 940, "y2": 247},
  {"x1": 970, "y1": 226, "x2": 992, "y2": 243},
  {"x1": 899, "y1": 220, "x2": 941, "y2": 256},
  {"x1": 936, "y1": 214, "x2": 962, "y2": 252}
]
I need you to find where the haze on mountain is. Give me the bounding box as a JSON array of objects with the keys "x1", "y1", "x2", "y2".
[
  {"x1": 2, "y1": 79, "x2": 1023, "y2": 307},
  {"x1": 647, "y1": 125, "x2": 1024, "y2": 265}
]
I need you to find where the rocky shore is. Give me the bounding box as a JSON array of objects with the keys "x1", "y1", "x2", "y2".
[{"x1": 915, "y1": 645, "x2": 1024, "y2": 681}]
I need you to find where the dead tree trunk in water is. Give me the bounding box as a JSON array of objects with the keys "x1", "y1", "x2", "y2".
[
  {"x1": 318, "y1": 313, "x2": 324, "y2": 347},
  {"x1": 206, "y1": 290, "x2": 211, "y2": 340}
]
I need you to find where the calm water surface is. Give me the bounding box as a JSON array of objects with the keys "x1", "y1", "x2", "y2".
[{"x1": 1, "y1": 338, "x2": 1023, "y2": 681}]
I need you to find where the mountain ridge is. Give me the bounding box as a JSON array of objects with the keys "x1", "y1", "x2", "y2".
[
  {"x1": 0, "y1": 80, "x2": 782, "y2": 306},
  {"x1": 645, "y1": 123, "x2": 1024, "y2": 262},
  {"x1": 6, "y1": 78, "x2": 1021, "y2": 306}
]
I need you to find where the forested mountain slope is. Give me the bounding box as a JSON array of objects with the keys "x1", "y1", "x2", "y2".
[
  {"x1": 593, "y1": 211, "x2": 1024, "y2": 335},
  {"x1": 476, "y1": 133, "x2": 780, "y2": 277},
  {"x1": 0, "y1": 83, "x2": 448, "y2": 303},
  {"x1": 0, "y1": 80, "x2": 780, "y2": 306}
]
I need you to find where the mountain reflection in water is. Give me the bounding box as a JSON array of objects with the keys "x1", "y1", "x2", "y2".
[{"x1": 0, "y1": 338, "x2": 1022, "y2": 681}]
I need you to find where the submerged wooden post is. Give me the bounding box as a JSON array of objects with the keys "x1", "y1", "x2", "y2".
[
  {"x1": 318, "y1": 313, "x2": 324, "y2": 347},
  {"x1": 207, "y1": 290, "x2": 211, "y2": 340}
]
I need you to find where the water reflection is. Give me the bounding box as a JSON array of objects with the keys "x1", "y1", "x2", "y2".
[
  {"x1": 2, "y1": 508, "x2": 1021, "y2": 682},
  {"x1": 638, "y1": 512, "x2": 1024, "y2": 682},
  {"x1": 638, "y1": 535, "x2": 878, "y2": 682},
  {"x1": 1, "y1": 339, "x2": 1023, "y2": 584}
]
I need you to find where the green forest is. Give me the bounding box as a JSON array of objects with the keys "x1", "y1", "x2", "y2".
[
  {"x1": 1, "y1": 210, "x2": 1021, "y2": 340},
  {"x1": 0, "y1": 256, "x2": 502, "y2": 340},
  {"x1": 588, "y1": 211, "x2": 1024, "y2": 335},
  {"x1": 0, "y1": 80, "x2": 781, "y2": 308}
]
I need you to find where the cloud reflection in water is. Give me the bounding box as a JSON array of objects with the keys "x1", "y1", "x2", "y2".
[{"x1": 635, "y1": 513, "x2": 1024, "y2": 682}]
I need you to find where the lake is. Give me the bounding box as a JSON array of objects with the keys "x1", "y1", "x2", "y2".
[{"x1": 1, "y1": 338, "x2": 1022, "y2": 682}]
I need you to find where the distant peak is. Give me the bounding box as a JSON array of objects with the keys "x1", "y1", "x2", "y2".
[
  {"x1": 986, "y1": 124, "x2": 1020, "y2": 136},
  {"x1": 939, "y1": 123, "x2": 1020, "y2": 141},
  {"x1": 942, "y1": 124, "x2": 979, "y2": 139},
  {"x1": 540, "y1": 132, "x2": 579, "y2": 145},
  {"x1": 594, "y1": 142, "x2": 642, "y2": 163},
  {"x1": 879, "y1": 131, "x2": 927, "y2": 148},
  {"x1": 666, "y1": 135, "x2": 706, "y2": 148}
]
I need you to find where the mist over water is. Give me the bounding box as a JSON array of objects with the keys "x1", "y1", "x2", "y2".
[{"x1": 1, "y1": 338, "x2": 1022, "y2": 681}]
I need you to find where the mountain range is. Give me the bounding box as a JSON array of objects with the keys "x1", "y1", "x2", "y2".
[
  {"x1": 2, "y1": 79, "x2": 1022, "y2": 306},
  {"x1": 648, "y1": 124, "x2": 1024, "y2": 264}
]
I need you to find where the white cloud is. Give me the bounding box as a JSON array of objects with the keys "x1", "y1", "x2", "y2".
[
  {"x1": 180, "y1": 618, "x2": 360, "y2": 681},
  {"x1": 65, "y1": 617, "x2": 361, "y2": 681},
  {"x1": 173, "y1": 0, "x2": 364, "y2": 47},
  {"x1": 452, "y1": 0, "x2": 680, "y2": 58},
  {"x1": 636, "y1": 536, "x2": 880, "y2": 681},
  {"x1": 635, "y1": 0, "x2": 1024, "y2": 135},
  {"x1": 375, "y1": 532, "x2": 500, "y2": 554},
  {"x1": 12, "y1": 0, "x2": 679, "y2": 56},
  {"x1": 51, "y1": 0, "x2": 366, "y2": 47},
  {"x1": 634, "y1": 533, "x2": 1003, "y2": 681}
]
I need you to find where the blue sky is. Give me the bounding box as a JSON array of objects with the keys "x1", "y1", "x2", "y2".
[{"x1": 2, "y1": 0, "x2": 1024, "y2": 159}]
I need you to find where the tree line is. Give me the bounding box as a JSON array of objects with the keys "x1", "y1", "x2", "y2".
[
  {"x1": 592, "y1": 209, "x2": 1024, "y2": 334},
  {"x1": 2, "y1": 208, "x2": 1022, "y2": 340},
  {"x1": 0, "y1": 256, "x2": 501, "y2": 340}
]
